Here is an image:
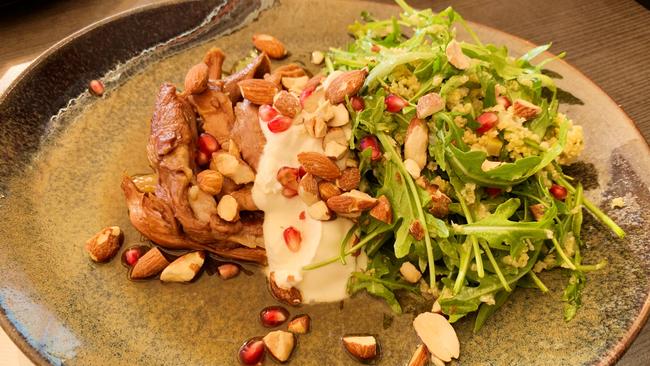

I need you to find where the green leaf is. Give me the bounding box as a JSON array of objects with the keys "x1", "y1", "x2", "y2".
[{"x1": 562, "y1": 270, "x2": 585, "y2": 321}]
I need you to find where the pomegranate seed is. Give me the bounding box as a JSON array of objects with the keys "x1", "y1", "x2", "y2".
[
  {"x1": 385, "y1": 93, "x2": 407, "y2": 113},
  {"x1": 89, "y1": 79, "x2": 104, "y2": 96},
  {"x1": 549, "y1": 184, "x2": 568, "y2": 201},
  {"x1": 124, "y1": 248, "x2": 141, "y2": 267},
  {"x1": 283, "y1": 226, "x2": 302, "y2": 252},
  {"x1": 298, "y1": 166, "x2": 307, "y2": 178},
  {"x1": 496, "y1": 96, "x2": 511, "y2": 109},
  {"x1": 485, "y1": 187, "x2": 502, "y2": 198},
  {"x1": 259, "y1": 104, "x2": 279, "y2": 122},
  {"x1": 359, "y1": 135, "x2": 382, "y2": 161},
  {"x1": 476, "y1": 112, "x2": 498, "y2": 135},
  {"x1": 260, "y1": 306, "x2": 290, "y2": 327},
  {"x1": 196, "y1": 150, "x2": 210, "y2": 166},
  {"x1": 277, "y1": 167, "x2": 300, "y2": 191},
  {"x1": 371, "y1": 44, "x2": 381, "y2": 53},
  {"x1": 198, "y1": 133, "x2": 219, "y2": 155},
  {"x1": 268, "y1": 115, "x2": 293, "y2": 133},
  {"x1": 239, "y1": 337, "x2": 265, "y2": 365},
  {"x1": 299, "y1": 211, "x2": 306, "y2": 220},
  {"x1": 300, "y1": 86, "x2": 316, "y2": 107},
  {"x1": 282, "y1": 187, "x2": 298, "y2": 198},
  {"x1": 350, "y1": 96, "x2": 365, "y2": 111}
]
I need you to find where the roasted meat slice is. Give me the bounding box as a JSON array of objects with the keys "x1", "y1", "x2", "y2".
[
  {"x1": 188, "y1": 87, "x2": 235, "y2": 145},
  {"x1": 231, "y1": 100, "x2": 266, "y2": 171}
]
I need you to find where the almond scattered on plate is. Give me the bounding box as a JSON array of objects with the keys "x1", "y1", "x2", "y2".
[{"x1": 342, "y1": 335, "x2": 378, "y2": 361}]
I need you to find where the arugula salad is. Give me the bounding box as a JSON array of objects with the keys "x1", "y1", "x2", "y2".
[{"x1": 305, "y1": 0, "x2": 625, "y2": 331}]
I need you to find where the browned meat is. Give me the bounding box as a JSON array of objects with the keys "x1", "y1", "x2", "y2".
[
  {"x1": 203, "y1": 48, "x2": 225, "y2": 81},
  {"x1": 131, "y1": 83, "x2": 266, "y2": 258},
  {"x1": 188, "y1": 88, "x2": 235, "y2": 145},
  {"x1": 230, "y1": 185, "x2": 258, "y2": 211},
  {"x1": 122, "y1": 176, "x2": 202, "y2": 250},
  {"x1": 231, "y1": 100, "x2": 266, "y2": 171},
  {"x1": 222, "y1": 53, "x2": 271, "y2": 103}
]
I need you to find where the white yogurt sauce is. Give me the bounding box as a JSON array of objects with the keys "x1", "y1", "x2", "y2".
[{"x1": 252, "y1": 120, "x2": 366, "y2": 303}]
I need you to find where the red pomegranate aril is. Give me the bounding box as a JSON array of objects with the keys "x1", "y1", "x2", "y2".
[
  {"x1": 476, "y1": 111, "x2": 498, "y2": 135},
  {"x1": 260, "y1": 306, "x2": 290, "y2": 328},
  {"x1": 549, "y1": 184, "x2": 568, "y2": 201},
  {"x1": 239, "y1": 338, "x2": 265, "y2": 365},
  {"x1": 196, "y1": 150, "x2": 210, "y2": 166},
  {"x1": 298, "y1": 166, "x2": 307, "y2": 178},
  {"x1": 124, "y1": 248, "x2": 141, "y2": 267},
  {"x1": 277, "y1": 167, "x2": 300, "y2": 191},
  {"x1": 198, "y1": 133, "x2": 219, "y2": 155},
  {"x1": 268, "y1": 115, "x2": 293, "y2": 133},
  {"x1": 299, "y1": 211, "x2": 306, "y2": 220},
  {"x1": 485, "y1": 187, "x2": 502, "y2": 198},
  {"x1": 385, "y1": 93, "x2": 407, "y2": 113},
  {"x1": 496, "y1": 96, "x2": 511, "y2": 109},
  {"x1": 359, "y1": 135, "x2": 382, "y2": 161},
  {"x1": 259, "y1": 104, "x2": 279, "y2": 122},
  {"x1": 350, "y1": 96, "x2": 365, "y2": 111},
  {"x1": 371, "y1": 44, "x2": 381, "y2": 53},
  {"x1": 283, "y1": 226, "x2": 302, "y2": 252},
  {"x1": 300, "y1": 86, "x2": 316, "y2": 107},
  {"x1": 89, "y1": 79, "x2": 104, "y2": 96}
]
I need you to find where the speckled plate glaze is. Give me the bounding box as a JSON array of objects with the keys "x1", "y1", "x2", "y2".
[{"x1": 1, "y1": 0, "x2": 649, "y2": 365}]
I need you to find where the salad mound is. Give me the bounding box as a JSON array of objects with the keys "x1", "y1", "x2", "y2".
[{"x1": 306, "y1": 0, "x2": 625, "y2": 330}]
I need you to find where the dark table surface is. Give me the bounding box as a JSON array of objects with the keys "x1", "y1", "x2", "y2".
[{"x1": 0, "y1": 0, "x2": 648, "y2": 364}]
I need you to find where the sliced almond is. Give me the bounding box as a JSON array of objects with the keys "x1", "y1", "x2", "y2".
[
  {"x1": 431, "y1": 354, "x2": 446, "y2": 366},
  {"x1": 419, "y1": 178, "x2": 452, "y2": 219},
  {"x1": 263, "y1": 330, "x2": 295, "y2": 362},
  {"x1": 217, "y1": 263, "x2": 240, "y2": 279},
  {"x1": 269, "y1": 272, "x2": 302, "y2": 305},
  {"x1": 266, "y1": 63, "x2": 306, "y2": 86},
  {"x1": 324, "y1": 141, "x2": 348, "y2": 160},
  {"x1": 238, "y1": 79, "x2": 278, "y2": 105},
  {"x1": 409, "y1": 220, "x2": 425, "y2": 241},
  {"x1": 297, "y1": 152, "x2": 341, "y2": 180},
  {"x1": 217, "y1": 194, "x2": 239, "y2": 222},
  {"x1": 212, "y1": 151, "x2": 256, "y2": 184},
  {"x1": 513, "y1": 99, "x2": 542, "y2": 119},
  {"x1": 413, "y1": 312, "x2": 460, "y2": 362},
  {"x1": 529, "y1": 203, "x2": 546, "y2": 221},
  {"x1": 311, "y1": 50, "x2": 325, "y2": 65},
  {"x1": 303, "y1": 87, "x2": 325, "y2": 113},
  {"x1": 328, "y1": 103, "x2": 350, "y2": 127},
  {"x1": 336, "y1": 167, "x2": 361, "y2": 192},
  {"x1": 160, "y1": 251, "x2": 205, "y2": 282},
  {"x1": 342, "y1": 335, "x2": 378, "y2": 361},
  {"x1": 306, "y1": 200, "x2": 332, "y2": 221},
  {"x1": 273, "y1": 90, "x2": 301, "y2": 117},
  {"x1": 369, "y1": 195, "x2": 393, "y2": 224},
  {"x1": 400, "y1": 262, "x2": 423, "y2": 283},
  {"x1": 431, "y1": 300, "x2": 442, "y2": 314},
  {"x1": 197, "y1": 169, "x2": 223, "y2": 195},
  {"x1": 404, "y1": 158, "x2": 422, "y2": 179},
  {"x1": 287, "y1": 314, "x2": 311, "y2": 334},
  {"x1": 404, "y1": 118, "x2": 429, "y2": 169},
  {"x1": 417, "y1": 92, "x2": 444, "y2": 119},
  {"x1": 303, "y1": 114, "x2": 328, "y2": 138},
  {"x1": 445, "y1": 40, "x2": 471, "y2": 70},
  {"x1": 481, "y1": 160, "x2": 503, "y2": 171},
  {"x1": 298, "y1": 173, "x2": 320, "y2": 206},
  {"x1": 407, "y1": 344, "x2": 430, "y2": 366},
  {"x1": 323, "y1": 127, "x2": 347, "y2": 151},
  {"x1": 326, "y1": 190, "x2": 377, "y2": 214},
  {"x1": 281, "y1": 75, "x2": 309, "y2": 94},
  {"x1": 184, "y1": 62, "x2": 209, "y2": 95},
  {"x1": 131, "y1": 247, "x2": 170, "y2": 279},
  {"x1": 325, "y1": 69, "x2": 368, "y2": 104},
  {"x1": 252, "y1": 33, "x2": 287, "y2": 59},
  {"x1": 318, "y1": 181, "x2": 342, "y2": 202},
  {"x1": 227, "y1": 138, "x2": 241, "y2": 158}
]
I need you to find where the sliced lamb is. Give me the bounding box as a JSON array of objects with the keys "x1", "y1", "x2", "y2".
[{"x1": 231, "y1": 100, "x2": 266, "y2": 171}]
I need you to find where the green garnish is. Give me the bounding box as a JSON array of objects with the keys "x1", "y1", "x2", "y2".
[{"x1": 303, "y1": 1, "x2": 625, "y2": 328}]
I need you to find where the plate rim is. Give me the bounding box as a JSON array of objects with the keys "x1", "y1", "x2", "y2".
[{"x1": 1, "y1": 1, "x2": 648, "y2": 365}]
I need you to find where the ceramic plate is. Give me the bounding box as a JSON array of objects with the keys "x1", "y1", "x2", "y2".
[{"x1": 1, "y1": 0, "x2": 649, "y2": 365}]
